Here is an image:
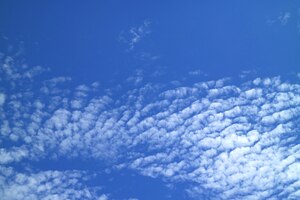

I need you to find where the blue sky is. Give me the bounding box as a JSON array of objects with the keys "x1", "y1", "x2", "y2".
[{"x1": 0, "y1": 1, "x2": 300, "y2": 200}]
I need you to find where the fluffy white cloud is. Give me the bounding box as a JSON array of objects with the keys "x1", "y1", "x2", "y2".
[
  {"x1": 98, "y1": 194, "x2": 109, "y2": 200},
  {"x1": 0, "y1": 167, "x2": 105, "y2": 200},
  {"x1": 1, "y1": 55, "x2": 300, "y2": 199}
]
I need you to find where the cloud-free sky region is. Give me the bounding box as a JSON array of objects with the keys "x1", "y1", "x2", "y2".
[{"x1": 0, "y1": 1, "x2": 300, "y2": 200}]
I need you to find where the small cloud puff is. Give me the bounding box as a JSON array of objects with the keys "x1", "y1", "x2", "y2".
[
  {"x1": 118, "y1": 20, "x2": 151, "y2": 51},
  {"x1": 278, "y1": 12, "x2": 291, "y2": 25}
]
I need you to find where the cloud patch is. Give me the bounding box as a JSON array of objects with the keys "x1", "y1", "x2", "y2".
[
  {"x1": 0, "y1": 93, "x2": 5, "y2": 106},
  {"x1": 0, "y1": 167, "x2": 105, "y2": 200},
  {"x1": 1, "y1": 55, "x2": 300, "y2": 199},
  {"x1": 118, "y1": 20, "x2": 151, "y2": 51}
]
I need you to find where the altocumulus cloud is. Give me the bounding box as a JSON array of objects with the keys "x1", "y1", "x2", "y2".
[
  {"x1": 0, "y1": 54, "x2": 299, "y2": 200},
  {"x1": 0, "y1": 168, "x2": 101, "y2": 200}
]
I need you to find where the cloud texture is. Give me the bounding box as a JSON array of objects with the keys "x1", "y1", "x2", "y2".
[{"x1": 0, "y1": 55, "x2": 299, "y2": 199}]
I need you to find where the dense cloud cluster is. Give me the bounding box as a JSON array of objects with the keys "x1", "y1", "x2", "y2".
[
  {"x1": 0, "y1": 167, "x2": 101, "y2": 200},
  {"x1": 0, "y1": 55, "x2": 299, "y2": 199}
]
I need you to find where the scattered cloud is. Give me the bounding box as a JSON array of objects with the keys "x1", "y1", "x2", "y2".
[
  {"x1": 0, "y1": 168, "x2": 105, "y2": 200},
  {"x1": 118, "y1": 20, "x2": 151, "y2": 51},
  {"x1": 188, "y1": 70, "x2": 207, "y2": 77},
  {"x1": 278, "y1": 12, "x2": 291, "y2": 25},
  {"x1": 126, "y1": 69, "x2": 144, "y2": 85},
  {"x1": 1, "y1": 54, "x2": 300, "y2": 199},
  {"x1": 134, "y1": 51, "x2": 159, "y2": 63},
  {"x1": 267, "y1": 12, "x2": 291, "y2": 26},
  {"x1": 238, "y1": 70, "x2": 257, "y2": 79}
]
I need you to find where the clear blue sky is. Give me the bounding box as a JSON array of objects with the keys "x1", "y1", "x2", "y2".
[{"x1": 0, "y1": 1, "x2": 300, "y2": 200}]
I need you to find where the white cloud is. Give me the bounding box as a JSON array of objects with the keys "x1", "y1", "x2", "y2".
[
  {"x1": 278, "y1": 12, "x2": 291, "y2": 25},
  {"x1": 0, "y1": 168, "x2": 105, "y2": 200},
  {"x1": 98, "y1": 194, "x2": 109, "y2": 200},
  {"x1": 188, "y1": 70, "x2": 207, "y2": 76},
  {"x1": 0, "y1": 147, "x2": 28, "y2": 165},
  {"x1": 126, "y1": 69, "x2": 144, "y2": 85},
  {"x1": 71, "y1": 99, "x2": 83, "y2": 109},
  {"x1": 267, "y1": 12, "x2": 292, "y2": 27},
  {"x1": 0, "y1": 93, "x2": 5, "y2": 106},
  {"x1": 118, "y1": 20, "x2": 151, "y2": 51},
  {"x1": 1, "y1": 56, "x2": 300, "y2": 199}
]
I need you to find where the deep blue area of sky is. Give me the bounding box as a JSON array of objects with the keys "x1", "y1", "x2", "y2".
[
  {"x1": 1, "y1": 0, "x2": 299, "y2": 86},
  {"x1": 0, "y1": 1, "x2": 299, "y2": 199}
]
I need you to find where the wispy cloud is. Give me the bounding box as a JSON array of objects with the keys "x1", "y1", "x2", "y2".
[
  {"x1": 126, "y1": 69, "x2": 144, "y2": 85},
  {"x1": 188, "y1": 70, "x2": 207, "y2": 77},
  {"x1": 278, "y1": 12, "x2": 291, "y2": 25},
  {"x1": 118, "y1": 20, "x2": 151, "y2": 51},
  {"x1": 0, "y1": 93, "x2": 6, "y2": 106},
  {"x1": 267, "y1": 11, "x2": 291, "y2": 26}
]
